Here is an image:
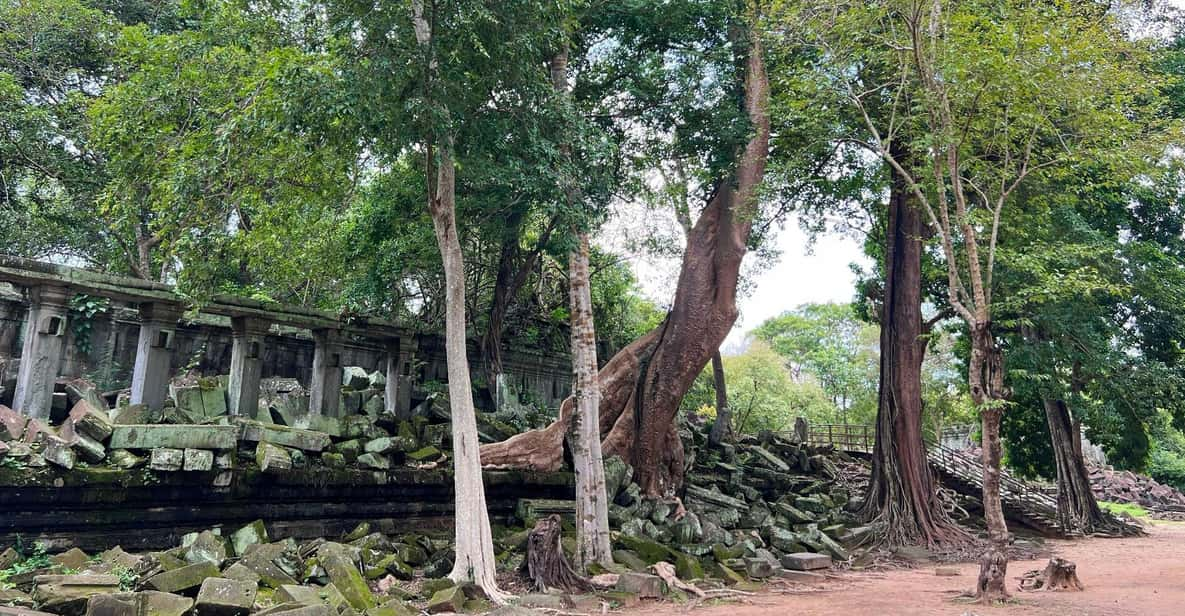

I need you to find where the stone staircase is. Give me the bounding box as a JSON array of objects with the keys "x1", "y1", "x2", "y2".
[
  {"x1": 926, "y1": 442, "x2": 1072, "y2": 536},
  {"x1": 805, "y1": 423, "x2": 1141, "y2": 538},
  {"x1": 926, "y1": 442, "x2": 1141, "y2": 538}
]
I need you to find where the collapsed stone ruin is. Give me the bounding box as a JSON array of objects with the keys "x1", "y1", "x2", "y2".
[{"x1": 0, "y1": 255, "x2": 883, "y2": 615}]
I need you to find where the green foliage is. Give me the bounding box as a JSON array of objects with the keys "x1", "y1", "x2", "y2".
[
  {"x1": 68, "y1": 293, "x2": 110, "y2": 356},
  {"x1": 753, "y1": 303, "x2": 878, "y2": 423},
  {"x1": 0, "y1": 540, "x2": 51, "y2": 587},
  {"x1": 682, "y1": 341, "x2": 837, "y2": 435},
  {"x1": 1098, "y1": 501, "x2": 1150, "y2": 519}
]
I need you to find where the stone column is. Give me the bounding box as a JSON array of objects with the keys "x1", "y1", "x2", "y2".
[
  {"x1": 12, "y1": 285, "x2": 70, "y2": 418},
  {"x1": 385, "y1": 337, "x2": 417, "y2": 418},
  {"x1": 130, "y1": 302, "x2": 183, "y2": 410},
  {"x1": 228, "y1": 317, "x2": 269, "y2": 418},
  {"x1": 309, "y1": 328, "x2": 343, "y2": 417}
]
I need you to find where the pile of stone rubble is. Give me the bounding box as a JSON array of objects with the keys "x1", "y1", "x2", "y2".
[
  {"x1": 1088, "y1": 463, "x2": 1185, "y2": 520},
  {"x1": 587, "y1": 425, "x2": 872, "y2": 585},
  {"x1": 0, "y1": 369, "x2": 492, "y2": 478}
]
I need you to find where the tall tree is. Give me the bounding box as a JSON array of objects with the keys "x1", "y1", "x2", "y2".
[
  {"x1": 550, "y1": 39, "x2": 613, "y2": 571},
  {"x1": 796, "y1": 0, "x2": 1158, "y2": 601},
  {"x1": 481, "y1": 1, "x2": 771, "y2": 496},
  {"x1": 862, "y1": 157, "x2": 969, "y2": 546}
]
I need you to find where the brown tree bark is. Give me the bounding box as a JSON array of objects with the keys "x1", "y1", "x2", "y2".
[
  {"x1": 527, "y1": 515, "x2": 594, "y2": 592},
  {"x1": 1042, "y1": 397, "x2": 1116, "y2": 534},
  {"x1": 708, "y1": 351, "x2": 731, "y2": 447},
  {"x1": 481, "y1": 24, "x2": 770, "y2": 496},
  {"x1": 860, "y1": 162, "x2": 970, "y2": 547}
]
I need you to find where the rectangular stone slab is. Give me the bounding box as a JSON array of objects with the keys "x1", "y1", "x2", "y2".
[
  {"x1": 236, "y1": 420, "x2": 330, "y2": 452},
  {"x1": 780, "y1": 552, "x2": 832, "y2": 571},
  {"x1": 110, "y1": 425, "x2": 239, "y2": 450}
]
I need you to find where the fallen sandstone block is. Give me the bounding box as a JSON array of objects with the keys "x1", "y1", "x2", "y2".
[
  {"x1": 148, "y1": 448, "x2": 184, "y2": 471},
  {"x1": 110, "y1": 425, "x2": 238, "y2": 450},
  {"x1": 194, "y1": 578, "x2": 256, "y2": 616}
]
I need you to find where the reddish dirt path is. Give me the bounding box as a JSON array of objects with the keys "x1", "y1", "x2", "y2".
[{"x1": 623, "y1": 521, "x2": 1185, "y2": 616}]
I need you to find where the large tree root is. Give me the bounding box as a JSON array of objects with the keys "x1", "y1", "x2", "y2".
[
  {"x1": 526, "y1": 514, "x2": 593, "y2": 593},
  {"x1": 1018, "y1": 558, "x2": 1084, "y2": 592}
]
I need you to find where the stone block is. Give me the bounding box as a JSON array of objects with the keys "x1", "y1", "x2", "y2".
[
  {"x1": 183, "y1": 449, "x2": 214, "y2": 472},
  {"x1": 220, "y1": 565, "x2": 260, "y2": 586},
  {"x1": 108, "y1": 450, "x2": 143, "y2": 469},
  {"x1": 50, "y1": 548, "x2": 90, "y2": 571},
  {"x1": 144, "y1": 562, "x2": 220, "y2": 594},
  {"x1": 256, "y1": 442, "x2": 292, "y2": 473},
  {"x1": 230, "y1": 521, "x2": 269, "y2": 556},
  {"x1": 339, "y1": 391, "x2": 362, "y2": 415},
  {"x1": 148, "y1": 448, "x2": 184, "y2": 471},
  {"x1": 342, "y1": 368, "x2": 370, "y2": 392},
  {"x1": 614, "y1": 572, "x2": 662, "y2": 599},
  {"x1": 67, "y1": 401, "x2": 113, "y2": 443},
  {"x1": 136, "y1": 592, "x2": 194, "y2": 616},
  {"x1": 778, "y1": 569, "x2": 826, "y2": 584},
  {"x1": 65, "y1": 382, "x2": 107, "y2": 413},
  {"x1": 185, "y1": 531, "x2": 228, "y2": 567},
  {"x1": 70, "y1": 433, "x2": 106, "y2": 464},
  {"x1": 0, "y1": 405, "x2": 29, "y2": 441},
  {"x1": 363, "y1": 599, "x2": 413, "y2": 616},
  {"x1": 42, "y1": 437, "x2": 76, "y2": 469},
  {"x1": 316, "y1": 545, "x2": 375, "y2": 610},
  {"x1": 405, "y1": 445, "x2": 440, "y2": 462},
  {"x1": 424, "y1": 586, "x2": 464, "y2": 614},
  {"x1": 236, "y1": 420, "x2": 330, "y2": 452},
  {"x1": 362, "y1": 437, "x2": 413, "y2": 456},
  {"x1": 108, "y1": 405, "x2": 149, "y2": 426},
  {"x1": 84, "y1": 594, "x2": 137, "y2": 616},
  {"x1": 0, "y1": 547, "x2": 20, "y2": 569},
  {"x1": 194, "y1": 578, "x2": 256, "y2": 616},
  {"x1": 32, "y1": 575, "x2": 121, "y2": 616},
  {"x1": 780, "y1": 552, "x2": 831, "y2": 571},
  {"x1": 274, "y1": 585, "x2": 345, "y2": 610},
  {"x1": 239, "y1": 545, "x2": 298, "y2": 589},
  {"x1": 355, "y1": 453, "x2": 388, "y2": 470},
  {"x1": 110, "y1": 425, "x2": 239, "y2": 450}
]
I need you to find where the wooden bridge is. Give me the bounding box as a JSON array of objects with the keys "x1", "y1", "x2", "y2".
[{"x1": 807, "y1": 423, "x2": 1139, "y2": 538}]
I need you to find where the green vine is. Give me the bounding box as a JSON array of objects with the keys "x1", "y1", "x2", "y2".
[{"x1": 68, "y1": 294, "x2": 111, "y2": 356}]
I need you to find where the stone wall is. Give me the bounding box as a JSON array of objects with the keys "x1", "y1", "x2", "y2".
[{"x1": 0, "y1": 286, "x2": 571, "y2": 412}]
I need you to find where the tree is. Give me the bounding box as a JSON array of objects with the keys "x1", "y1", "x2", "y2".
[
  {"x1": 550, "y1": 38, "x2": 613, "y2": 572},
  {"x1": 754, "y1": 303, "x2": 878, "y2": 424},
  {"x1": 92, "y1": 2, "x2": 359, "y2": 298},
  {"x1": 0, "y1": 0, "x2": 181, "y2": 271},
  {"x1": 796, "y1": 0, "x2": 1158, "y2": 601},
  {"x1": 481, "y1": 1, "x2": 772, "y2": 496}
]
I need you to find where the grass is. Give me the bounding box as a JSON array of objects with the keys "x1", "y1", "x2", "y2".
[{"x1": 1099, "y1": 501, "x2": 1150, "y2": 518}]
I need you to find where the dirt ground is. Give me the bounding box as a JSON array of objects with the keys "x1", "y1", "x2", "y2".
[{"x1": 622, "y1": 520, "x2": 1185, "y2": 616}]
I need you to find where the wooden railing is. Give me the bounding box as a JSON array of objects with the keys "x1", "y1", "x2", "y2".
[{"x1": 807, "y1": 423, "x2": 875, "y2": 454}]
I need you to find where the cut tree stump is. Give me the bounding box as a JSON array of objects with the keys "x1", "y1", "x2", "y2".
[
  {"x1": 1019, "y1": 558, "x2": 1084, "y2": 592},
  {"x1": 526, "y1": 514, "x2": 592, "y2": 592}
]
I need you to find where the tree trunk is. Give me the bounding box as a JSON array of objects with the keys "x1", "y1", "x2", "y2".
[
  {"x1": 481, "y1": 24, "x2": 770, "y2": 497},
  {"x1": 708, "y1": 351, "x2": 731, "y2": 447},
  {"x1": 860, "y1": 162, "x2": 969, "y2": 547},
  {"x1": 969, "y1": 323, "x2": 1010, "y2": 603},
  {"x1": 527, "y1": 514, "x2": 593, "y2": 593},
  {"x1": 429, "y1": 143, "x2": 507, "y2": 602},
  {"x1": 411, "y1": 0, "x2": 504, "y2": 601},
  {"x1": 552, "y1": 45, "x2": 613, "y2": 573},
  {"x1": 1043, "y1": 397, "x2": 1114, "y2": 534}
]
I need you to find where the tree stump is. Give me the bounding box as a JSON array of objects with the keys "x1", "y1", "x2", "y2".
[
  {"x1": 1020, "y1": 558, "x2": 1084, "y2": 592},
  {"x1": 975, "y1": 547, "x2": 1010, "y2": 603},
  {"x1": 526, "y1": 514, "x2": 593, "y2": 592}
]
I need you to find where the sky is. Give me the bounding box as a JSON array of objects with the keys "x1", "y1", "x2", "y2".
[{"x1": 602, "y1": 203, "x2": 869, "y2": 355}]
